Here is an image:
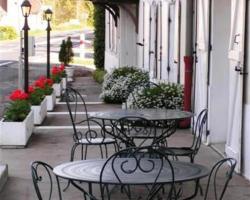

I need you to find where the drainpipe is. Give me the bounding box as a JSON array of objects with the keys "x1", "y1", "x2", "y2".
[{"x1": 179, "y1": 56, "x2": 193, "y2": 128}]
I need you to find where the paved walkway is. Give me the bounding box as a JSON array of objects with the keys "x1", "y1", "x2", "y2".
[{"x1": 0, "y1": 74, "x2": 250, "y2": 199}]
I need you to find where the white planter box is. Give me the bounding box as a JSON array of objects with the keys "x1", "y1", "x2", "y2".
[
  {"x1": 0, "y1": 110, "x2": 34, "y2": 148},
  {"x1": 65, "y1": 66, "x2": 74, "y2": 82},
  {"x1": 31, "y1": 98, "x2": 47, "y2": 125},
  {"x1": 62, "y1": 77, "x2": 67, "y2": 89},
  {"x1": 53, "y1": 82, "x2": 62, "y2": 97},
  {"x1": 46, "y1": 90, "x2": 56, "y2": 111}
]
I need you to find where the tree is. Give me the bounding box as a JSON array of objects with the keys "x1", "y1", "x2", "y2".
[
  {"x1": 59, "y1": 37, "x2": 74, "y2": 66},
  {"x1": 93, "y1": 5, "x2": 105, "y2": 69}
]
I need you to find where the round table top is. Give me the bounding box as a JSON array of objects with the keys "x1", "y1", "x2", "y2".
[
  {"x1": 53, "y1": 159, "x2": 209, "y2": 185},
  {"x1": 89, "y1": 109, "x2": 194, "y2": 121}
]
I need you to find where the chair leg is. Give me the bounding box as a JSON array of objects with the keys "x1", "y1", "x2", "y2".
[
  {"x1": 71, "y1": 143, "x2": 78, "y2": 161},
  {"x1": 84, "y1": 145, "x2": 88, "y2": 160},
  {"x1": 81, "y1": 145, "x2": 84, "y2": 160},
  {"x1": 104, "y1": 144, "x2": 108, "y2": 158},
  {"x1": 99, "y1": 145, "x2": 104, "y2": 158}
]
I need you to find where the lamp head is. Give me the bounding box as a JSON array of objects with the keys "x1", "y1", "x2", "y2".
[
  {"x1": 44, "y1": 8, "x2": 53, "y2": 21},
  {"x1": 21, "y1": 0, "x2": 31, "y2": 17}
]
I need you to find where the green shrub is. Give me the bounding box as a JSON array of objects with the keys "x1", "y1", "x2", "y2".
[
  {"x1": 92, "y1": 69, "x2": 106, "y2": 84},
  {"x1": 93, "y1": 5, "x2": 105, "y2": 69},
  {"x1": 127, "y1": 82, "x2": 184, "y2": 109},
  {"x1": 0, "y1": 26, "x2": 17, "y2": 40},
  {"x1": 100, "y1": 66, "x2": 149, "y2": 104}
]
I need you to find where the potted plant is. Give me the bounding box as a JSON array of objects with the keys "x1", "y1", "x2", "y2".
[
  {"x1": 59, "y1": 64, "x2": 67, "y2": 89},
  {"x1": 51, "y1": 65, "x2": 63, "y2": 97},
  {"x1": 0, "y1": 89, "x2": 34, "y2": 147},
  {"x1": 28, "y1": 84, "x2": 47, "y2": 125},
  {"x1": 35, "y1": 76, "x2": 55, "y2": 111},
  {"x1": 59, "y1": 37, "x2": 74, "y2": 81}
]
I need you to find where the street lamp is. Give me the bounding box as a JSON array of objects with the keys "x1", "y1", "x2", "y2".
[
  {"x1": 44, "y1": 8, "x2": 53, "y2": 78},
  {"x1": 21, "y1": 0, "x2": 31, "y2": 93}
]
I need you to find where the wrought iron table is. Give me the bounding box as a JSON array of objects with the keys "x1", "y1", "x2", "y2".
[
  {"x1": 53, "y1": 158, "x2": 209, "y2": 199},
  {"x1": 90, "y1": 109, "x2": 194, "y2": 147},
  {"x1": 89, "y1": 109, "x2": 193, "y2": 122}
]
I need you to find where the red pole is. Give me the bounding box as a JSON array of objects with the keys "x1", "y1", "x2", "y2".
[{"x1": 180, "y1": 56, "x2": 193, "y2": 128}]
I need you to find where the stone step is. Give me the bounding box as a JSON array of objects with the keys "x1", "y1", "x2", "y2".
[
  {"x1": 52, "y1": 103, "x2": 121, "y2": 112},
  {"x1": 0, "y1": 164, "x2": 8, "y2": 192}
]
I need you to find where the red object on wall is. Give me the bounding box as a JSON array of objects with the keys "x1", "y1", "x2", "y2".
[{"x1": 179, "y1": 56, "x2": 193, "y2": 128}]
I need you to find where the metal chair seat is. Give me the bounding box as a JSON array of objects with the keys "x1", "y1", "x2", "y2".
[{"x1": 78, "y1": 137, "x2": 116, "y2": 145}]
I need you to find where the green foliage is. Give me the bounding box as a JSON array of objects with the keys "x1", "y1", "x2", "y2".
[
  {"x1": 54, "y1": 0, "x2": 76, "y2": 25},
  {"x1": 28, "y1": 88, "x2": 45, "y2": 106},
  {"x1": 93, "y1": 5, "x2": 105, "y2": 69},
  {"x1": 59, "y1": 37, "x2": 74, "y2": 66},
  {"x1": 92, "y1": 69, "x2": 106, "y2": 84},
  {"x1": 4, "y1": 100, "x2": 30, "y2": 122},
  {"x1": 127, "y1": 83, "x2": 184, "y2": 109},
  {"x1": 100, "y1": 66, "x2": 149, "y2": 104},
  {"x1": 0, "y1": 26, "x2": 17, "y2": 40},
  {"x1": 43, "y1": 85, "x2": 53, "y2": 96},
  {"x1": 44, "y1": 0, "x2": 94, "y2": 26}
]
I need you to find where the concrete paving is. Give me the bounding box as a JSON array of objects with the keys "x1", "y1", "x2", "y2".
[{"x1": 0, "y1": 73, "x2": 250, "y2": 199}]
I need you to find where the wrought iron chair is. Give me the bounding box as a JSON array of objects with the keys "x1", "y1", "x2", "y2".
[
  {"x1": 65, "y1": 87, "x2": 118, "y2": 161},
  {"x1": 31, "y1": 161, "x2": 62, "y2": 200},
  {"x1": 160, "y1": 109, "x2": 208, "y2": 163},
  {"x1": 99, "y1": 146, "x2": 176, "y2": 200},
  {"x1": 31, "y1": 161, "x2": 97, "y2": 200},
  {"x1": 203, "y1": 157, "x2": 237, "y2": 200}
]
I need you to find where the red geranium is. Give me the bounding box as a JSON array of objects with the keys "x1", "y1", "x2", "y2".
[
  {"x1": 9, "y1": 89, "x2": 29, "y2": 101},
  {"x1": 59, "y1": 64, "x2": 65, "y2": 71},
  {"x1": 28, "y1": 86, "x2": 35, "y2": 93},
  {"x1": 52, "y1": 66, "x2": 61, "y2": 75},
  {"x1": 34, "y1": 79, "x2": 46, "y2": 89}
]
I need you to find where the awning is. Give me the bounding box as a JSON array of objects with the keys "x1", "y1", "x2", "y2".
[{"x1": 89, "y1": 0, "x2": 139, "y2": 26}]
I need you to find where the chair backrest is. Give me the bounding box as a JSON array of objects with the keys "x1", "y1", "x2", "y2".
[
  {"x1": 204, "y1": 158, "x2": 237, "y2": 200},
  {"x1": 115, "y1": 116, "x2": 158, "y2": 148},
  {"x1": 31, "y1": 161, "x2": 62, "y2": 200},
  {"x1": 64, "y1": 87, "x2": 106, "y2": 142},
  {"x1": 191, "y1": 109, "x2": 208, "y2": 154},
  {"x1": 100, "y1": 146, "x2": 176, "y2": 200}
]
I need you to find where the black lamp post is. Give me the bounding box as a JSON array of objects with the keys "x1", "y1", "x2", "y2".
[
  {"x1": 44, "y1": 8, "x2": 53, "y2": 78},
  {"x1": 21, "y1": 0, "x2": 31, "y2": 93}
]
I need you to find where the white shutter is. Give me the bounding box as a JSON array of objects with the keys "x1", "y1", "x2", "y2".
[
  {"x1": 194, "y1": 0, "x2": 209, "y2": 122},
  {"x1": 173, "y1": 0, "x2": 180, "y2": 62},
  {"x1": 197, "y1": 0, "x2": 208, "y2": 51},
  {"x1": 149, "y1": 1, "x2": 157, "y2": 78},
  {"x1": 137, "y1": 0, "x2": 145, "y2": 68},
  {"x1": 143, "y1": 0, "x2": 151, "y2": 71},
  {"x1": 160, "y1": 1, "x2": 170, "y2": 80},
  {"x1": 226, "y1": 0, "x2": 246, "y2": 172}
]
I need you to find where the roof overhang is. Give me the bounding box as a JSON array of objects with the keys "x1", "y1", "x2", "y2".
[{"x1": 89, "y1": 0, "x2": 139, "y2": 26}]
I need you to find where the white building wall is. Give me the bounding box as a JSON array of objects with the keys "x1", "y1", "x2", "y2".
[
  {"x1": 104, "y1": 11, "x2": 119, "y2": 72},
  {"x1": 104, "y1": 5, "x2": 137, "y2": 72},
  {"x1": 242, "y1": 1, "x2": 250, "y2": 181},
  {"x1": 119, "y1": 5, "x2": 137, "y2": 67}
]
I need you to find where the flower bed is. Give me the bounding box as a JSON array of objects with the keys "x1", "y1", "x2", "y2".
[
  {"x1": 100, "y1": 66, "x2": 149, "y2": 104},
  {"x1": 0, "y1": 89, "x2": 34, "y2": 147},
  {"x1": 126, "y1": 82, "x2": 184, "y2": 109}
]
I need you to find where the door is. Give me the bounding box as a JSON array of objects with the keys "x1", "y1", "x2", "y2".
[
  {"x1": 194, "y1": 0, "x2": 209, "y2": 119},
  {"x1": 226, "y1": 0, "x2": 246, "y2": 172}
]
